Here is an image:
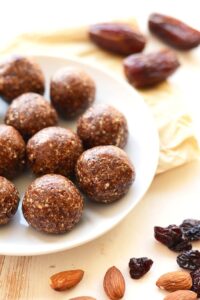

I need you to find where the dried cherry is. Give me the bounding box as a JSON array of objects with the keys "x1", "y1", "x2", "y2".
[
  {"x1": 129, "y1": 257, "x2": 153, "y2": 279},
  {"x1": 154, "y1": 225, "x2": 192, "y2": 252}
]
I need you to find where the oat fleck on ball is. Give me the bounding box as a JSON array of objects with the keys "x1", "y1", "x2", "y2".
[
  {"x1": 0, "y1": 125, "x2": 26, "y2": 179},
  {"x1": 0, "y1": 56, "x2": 45, "y2": 102},
  {"x1": 76, "y1": 145, "x2": 135, "y2": 203},
  {"x1": 22, "y1": 174, "x2": 84, "y2": 234},
  {"x1": 50, "y1": 66, "x2": 96, "y2": 119},
  {"x1": 27, "y1": 126, "x2": 83, "y2": 177},
  {"x1": 0, "y1": 176, "x2": 20, "y2": 225},
  {"x1": 77, "y1": 104, "x2": 128, "y2": 149},
  {"x1": 5, "y1": 93, "x2": 58, "y2": 140}
]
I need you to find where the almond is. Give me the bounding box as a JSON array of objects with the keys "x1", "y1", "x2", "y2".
[
  {"x1": 156, "y1": 271, "x2": 192, "y2": 292},
  {"x1": 50, "y1": 269, "x2": 84, "y2": 291},
  {"x1": 69, "y1": 297, "x2": 96, "y2": 300},
  {"x1": 103, "y1": 266, "x2": 125, "y2": 300},
  {"x1": 164, "y1": 290, "x2": 197, "y2": 300}
]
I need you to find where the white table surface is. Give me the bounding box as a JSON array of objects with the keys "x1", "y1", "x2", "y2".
[{"x1": 0, "y1": 0, "x2": 200, "y2": 299}]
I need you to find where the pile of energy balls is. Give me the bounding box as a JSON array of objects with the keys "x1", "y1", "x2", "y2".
[{"x1": 0, "y1": 56, "x2": 135, "y2": 234}]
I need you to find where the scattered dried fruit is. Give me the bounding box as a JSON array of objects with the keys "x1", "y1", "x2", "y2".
[
  {"x1": 89, "y1": 22, "x2": 146, "y2": 55},
  {"x1": 154, "y1": 225, "x2": 192, "y2": 252},
  {"x1": 191, "y1": 268, "x2": 200, "y2": 296},
  {"x1": 177, "y1": 250, "x2": 200, "y2": 271},
  {"x1": 149, "y1": 13, "x2": 200, "y2": 50},
  {"x1": 103, "y1": 266, "x2": 125, "y2": 300},
  {"x1": 49, "y1": 269, "x2": 84, "y2": 291},
  {"x1": 69, "y1": 297, "x2": 96, "y2": 300},
  {"x1": 156, "y1": 271, "x2": 192, "y2": 292},
  {"x1": 123, "y1": 49, "x2": 180, "y2": 88},
  {"x1": 180, "y1": 219, "x2": 200, "y2": 241},
  {"x1": 164, "y1": 290, "x2": 197, "y2": 300},
  {"x1": 129, "y1": 257, "x2": 153, "y2": 279}
]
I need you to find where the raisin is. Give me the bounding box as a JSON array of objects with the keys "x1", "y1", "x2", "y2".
[
  {"x1": 154, "y1": 225, "x2": 192, "y2": 252},
  {"x1": 129, "y1": 257, "x2": 153, "y2": 279},
  {"x1": 180, "y1": 219, "x2": 200, "y2": 241},
  {"x1": 191, "y1": 268, "x2": 200, "y2": 297},
  {"x1": 181, "y1": 219, "x2": 200, "y2": 229},
  {"x1": 177, "y1": 250, "x2": 200, "y2": 271}
]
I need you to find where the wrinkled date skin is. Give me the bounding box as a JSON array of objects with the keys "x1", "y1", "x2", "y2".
[
  {"x1": 89, "y1": 22, "x2": 146, "y2": 55},
  {"x1": 149, "y1": 13, "x2": 200, "y2": 50},
  {"x1": 123, "y1": 49, "x2": 180, "y2": 88}
]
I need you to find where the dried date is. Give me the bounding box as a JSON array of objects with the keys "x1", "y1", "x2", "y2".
[
  {"x1": 89, "y1": 22, "x2": 146, "y2": 55},
  {"x1": 123, "y1": 49, "x2": 180, "y2": 88},
  {"x1": 149, "y1": 13, "x2": 200, "y2": 50}
]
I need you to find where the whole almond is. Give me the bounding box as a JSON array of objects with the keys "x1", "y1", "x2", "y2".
[
  {"x1": 89, "y1": 22, "x2": 146, "y2": 55},
  {"x1": 156, "y1": 271, "x2": 192, "y2": 292},
  {"x1": 164, "y1": 290, "x2": 197, "y2": 300},
  {"x1": 50, "y1": 269, "x2": 84, "y2": 291},
  {"x1": 103, "y1": 266, "x2": 125, "y2": 300},
  {"x1": 69, "y1": 297, "x2": 96, "y2": 300}
]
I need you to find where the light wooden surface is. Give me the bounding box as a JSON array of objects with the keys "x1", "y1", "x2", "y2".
[
  {"x1": 1, "y1": 162, "x2": 200, "y2": 300},
  {"x1": 0, "y1": 1, "x2": 200, "y2": 299}
]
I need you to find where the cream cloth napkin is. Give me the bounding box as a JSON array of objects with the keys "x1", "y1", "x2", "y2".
[{"x1": 0, "y1": 19, "x2": 199, "y2": 174}]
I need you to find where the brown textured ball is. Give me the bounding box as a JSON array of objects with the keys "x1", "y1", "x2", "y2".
[
  {"x1": 0, "y1": 176, "x2": 20, "y2": 225},
  {"x1": 22, "y1": 174, "x2": 84, "y2": 234},
  {"x1": 27, "y1": 126, "x2": 83, "y2": 177},
  {"x1": 0, "y1": 125, "x2": 26, "y2": 178},
  {"x1": 50, "y1": 66, "x2": 96, "y2": 118},
  {"x1": 5, "y1": 93, "x2": 58, "y2": 140},
  {"x1": 77, "y1": 104, "x2": 128, "y2": 149},
  {"x1": 76, "y1": 145, "x2": 135, "y2": 203},
  {"x1": 0, "y1": 56, "x2": 45, "y2": 102}
]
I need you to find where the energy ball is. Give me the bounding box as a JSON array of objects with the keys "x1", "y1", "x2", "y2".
[
  {"x1": 5, "y1": 93, "x2": 58, "y2": 140},
  {"x1": 0, "y1": 55, "x2": 45, "y2": 102},
  {"x1": 77, "y1": 104, "x2": 128, "y2": 149},
  {"x1": 22, "y1": 174, "x2": 84, "y2": 234},
  {"x1": 0, "y1": 176, "x2": 20, "y2": 225},
  {"x1": 50, "y1": 66, "x2": 96, "y2": 119},
  {"x1": 0, "y1": 125, "x2": 26, "y2": 178},
  {"x1": 27, "y1": 126, "x2": 83, "y2": 177},
  {"x1": 76, "y1": 145, "x2": 135, "y2": 203}
]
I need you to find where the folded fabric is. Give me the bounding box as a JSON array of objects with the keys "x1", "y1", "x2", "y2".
[{"x1": 0, "y1": 18, "x2": 199, "y2": 173}]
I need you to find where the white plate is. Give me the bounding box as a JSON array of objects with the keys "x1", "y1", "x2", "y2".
[{"x1": 0, "y1": 55, "x2": 159, "y2": 256}]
